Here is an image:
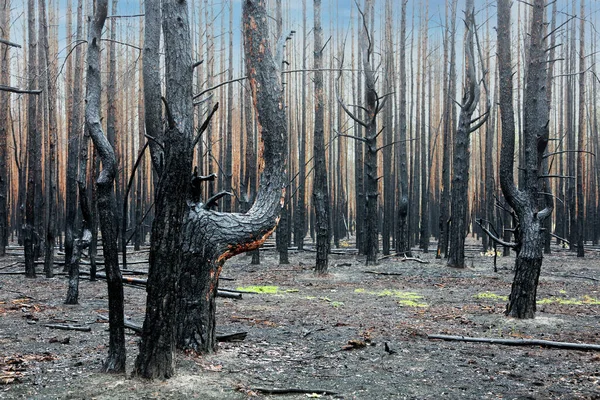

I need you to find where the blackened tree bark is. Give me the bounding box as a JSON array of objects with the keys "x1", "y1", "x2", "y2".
[
  {"x1": 134, "y1": 0, "x2": 286, "y2": 379},
  {"x1": 419, "y1": 4, "x2": 430, "y2": 253},
  {"x1": 313, "y1": 0, "x2": 330, "y2": 273},
  {"x1": 576, "y1": 0, "x2": 585, "y2": 257},
  {"x1": 0, "y1": 0, "x2": 10, "y2": 256},
  {"x1": 294, "y1": 0, "x2": 307, "y2": 251},
  {"x1": 395, "y1": 0, "x2": 410, "y2": 257},
  {"x1": 24, "y1": 0, "x2": 40, "y2": 278},
  {"x1": 381, "y1": 0, "x2": 394, "y2": 256},
  {"x1": 493, "y1": 0, "x2": 553, "y2": 319},
  {"x1": 339, "y1": 0, "x2": 386, "y2": 265},
  {"x1": 65, "y1": 0, "x2": 84, "y2": 277},
  {"x1": 39, "y1": 0, "x2": 57, "y2": 278},
  {"x1": 436, "y1": 0, "x2": 457, "y2": 259},
  {"x1": 447, "y1": 0, "x2": 488, "y2": 268},
  {"x1": 84, "y1": 0, "x2": 125, "y2": 372}
]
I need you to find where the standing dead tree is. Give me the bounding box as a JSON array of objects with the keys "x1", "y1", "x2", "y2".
[
  {"x1": 84, "y1": 0, "x2": 125, "y2": 372},
  {"x1": 483, "y1": 0, "x2": 553, "y2": 319},
  {"x1": 134, "y1": 0, "x2": 287, "y2": 379},
  {"x1": 337, "y1": 0, "x2": 388, "y2": 265},
  {"x1": 313, "y1": 0, "x2": 330, "y2": 273},
  {"x1": 447, "y1": 0, "x2": 489, "y2": 268}
]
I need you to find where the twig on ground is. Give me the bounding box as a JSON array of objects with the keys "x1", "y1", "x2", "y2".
[
  {"x1": 44, "y1": 324, "x2": 91, "y2": 332},
  {"x1": 428, "y1": 334, "x2": 600, "y2": 351}
]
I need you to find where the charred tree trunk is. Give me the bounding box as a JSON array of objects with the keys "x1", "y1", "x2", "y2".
[
  {"x1": 294, "y1": 0, "x2": 307, "y2": 251},
  {"x1": 39, "y1": 0, "x2": 57, "y2": 278},
  {"x1": 495, "y1": 0, "x2": 552, "y2": 319},
  {"x1": 24, "y1": 0, "x2": 39, "y2": 278},
  {"x1": 0, "y1": 0, "x2": 10, "y2": 256},
  {"x1": 84, "y1": 0, "x2": 125, "y2": 371},
  {"x1": 447, "y1": 0, "x2": 487, "y2": 268},
  {"x1": 313, "y1": 0, "x2": 330, "y2": 273},
  {"x1": 436, "y1": 0, "x2": 457, "y2": 259},
  {"x1": 65, "y1": 0, "x2": 84, "y2": 275},
  {"x1": 576, "y1": 0, "x2": 585, "y2": 257},
  {"x1": 135, "y1": 0, "x2": 286, "y2": 378},
  {"x1": 395, "y1": 0, "x2": 410, "y2": 257}
]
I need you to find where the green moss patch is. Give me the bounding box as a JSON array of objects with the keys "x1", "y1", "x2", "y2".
[
  {"x1": 473, "y1": 292, "x2": 509, "y2": 301},
  {"x1": 537, "y1": 295, "x2": 600, "y2": 306},
  {"x1": 354, "y1": 288, "x2": 428, "y2": 307},
  {"x1": 236, "y1": 285, "x2": 279, "y2": 294}
]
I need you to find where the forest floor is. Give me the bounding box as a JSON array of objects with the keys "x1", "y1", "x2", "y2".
[{"x1": 0, "y1": 238, "x2": 599, "y2": 399}]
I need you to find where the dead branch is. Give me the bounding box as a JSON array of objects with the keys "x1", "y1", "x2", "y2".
[
  {"x1": 44, "y1": 324, "x2": 91, "y2": 332},
  {"x1": 428, "y1": 334, "x2": 600, "y2": 351},
  {"x1": 97, "y1": 314, "x2": 142, "y2": 333},
  {"x1": 0, "y1": 84, "x2": 42, "y2": 95},
  {"x1": 204, "y1": 191, "x2": 233, "y2": 210},
  {"x1": 542, "y1": 150, "x2": 595, "y2": 159},
  {"x1": 0, "y1": 38, "x2": 21, "y2": 48},
  {"x1": 251, "y1": 387, "x2": 338, "y2": 396},
  {"x1": 364, "y1": 270, "x2": 404, "y2": 276},
  {"x1": 216, "y1": 332, "x2": 247, "y2": 342},
  {"x1": 476, "y1": 218, "x2": 517, "y2": 248},
  {"x1": 192, "y1": 102, "x2": 220, "y2": 147}
]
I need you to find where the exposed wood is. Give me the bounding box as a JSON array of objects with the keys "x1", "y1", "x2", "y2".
[{"x1": 428, "y1": 334, "x2": 600, "y2": 351}]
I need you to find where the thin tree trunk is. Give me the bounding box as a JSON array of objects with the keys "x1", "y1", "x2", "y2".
[
  {"x1": 576, "y1": 0, "x2": 585, "y2": 257},
  {"x1": 0, "y1": 0, "x2": 10, "y2": 256},
  {"x1": 313, "y1": 0, "x2": 330, "y2": 273},
  {"x1": 447, "y1": 0, "x2": 483, "y2": 268}
]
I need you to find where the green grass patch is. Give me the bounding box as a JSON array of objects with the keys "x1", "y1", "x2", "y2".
[
  {"x1": 537, "y1": 295, "x2": 600, "y2": 306},
  {"x1": 236, "y1": 285, "x2": 279, "y2": 294},
  {"x1": 473, "y1": 292, "x2": 509, "y2": 301},
  {"x1": 354, "y1": 288, "x2": 427, "y2": 307}
]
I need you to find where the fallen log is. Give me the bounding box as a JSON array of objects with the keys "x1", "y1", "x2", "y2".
[
  {"x1": 216, "y1": 331, "x2": 247, "y2": 342},
  {"x1": 428, "y1": 334, "x2": 600, "y2": 351},
  {"x1": 251, "y1": 387, "x2": 338, "y2": 396},
  {"x1": 44, "y1": 324, "x2": 91, "y2": 332},
  {"x1": 97, "y1": 314, "x2": 142, "y2": 333},
  {"x1": 217, "y1": 291, "x2": 242, "y2": 300},
  {"x1": 378, "y1": 253, "x2": 430, "y2": 263},
  {"x1": 364, "y1": 270, "x2": 405, "y2": 276}
]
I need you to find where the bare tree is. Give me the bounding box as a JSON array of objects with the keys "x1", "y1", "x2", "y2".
[
  {"x1": 313, "y1": 0, "x2": 330, "y2": 273},
  {"x1": 490, "y1": 0, "x2": 553, "y2": 319},
  {"x1": 395, "y1": 0, "x2": 410, "y2": 257},
  {"x1": 447, "y1": 0, "x2": 488, "y2": 268},
  {"x1": 65, "y1": 0, "x2": 84, "y2": 303},
  {"x1": 134, "y1": 0, "x2": 287, "y2": 378},
  {"x1": 24, "y1": 0, "x2": 40, "y2": 278},
  {"x1": 0, "y1": 0, "x2": 10, "y2": 256},
  {"x1": 338, "y1": 0, "x2": 386, "y2": 265},
  {"x1": 436, "y1": 0, "x2": 457, "y2": 259},
  {"x1": 84, "y1": 0, "x2": 125, "y2": 371},
  {"x1": 576, "y1": 0, "x2": 585, "y2": 257}
]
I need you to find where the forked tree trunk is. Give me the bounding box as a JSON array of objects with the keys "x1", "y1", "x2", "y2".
[
  {"x1": 135, "y1": 0, "x2": 286, "y2": 378},
  {"x1": 496, "y1": 0, "x2": 552, "y2": 319},
  {"x1": 447, "y1": 0, "x2": 484, "y2": 268},
  {"x1": 84, "y1": 0, "x2": 125, "y2": 372}
]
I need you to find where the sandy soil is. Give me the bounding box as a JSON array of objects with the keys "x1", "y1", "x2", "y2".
[{"x1": 1, "y1": 240, "x2": 599, "y2": 399}]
